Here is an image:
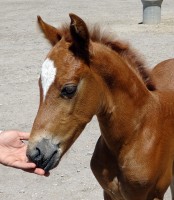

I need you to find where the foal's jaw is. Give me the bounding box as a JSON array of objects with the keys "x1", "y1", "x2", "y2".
[{"x1": 27, "y1": 120, "x2": 91, "y2": 171}]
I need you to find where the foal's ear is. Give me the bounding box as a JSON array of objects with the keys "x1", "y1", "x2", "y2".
[
  {"x1": 69, "y1": 13, "x2": 90, "y2": 65},
  {"x1": 37, "y1": 16, "x2": 61, "y2": 46}
]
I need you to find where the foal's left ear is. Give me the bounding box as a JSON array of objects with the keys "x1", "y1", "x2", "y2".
[{"x1": 69, "y1": 13, "x2": 90, "y2": 65}]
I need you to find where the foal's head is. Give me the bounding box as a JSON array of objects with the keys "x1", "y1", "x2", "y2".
[
  {"x1": 27, "y1": 14, "x2": 104, "y2": 171},
  {"x1": 27, "y1": 14, "x2": 153, "y2": 172}
]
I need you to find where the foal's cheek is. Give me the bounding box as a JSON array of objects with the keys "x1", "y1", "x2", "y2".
[{"x1": 76, "y1": 78, "x2": 101, "y2": 116}]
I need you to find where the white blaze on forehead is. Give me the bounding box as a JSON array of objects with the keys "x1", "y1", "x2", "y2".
[{"x1": 41, "y1": 58, "x2": 57, "y2": 101}]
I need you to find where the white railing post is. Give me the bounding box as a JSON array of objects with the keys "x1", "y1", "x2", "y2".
[{"x1": 141, "y1": 0, "x2": 163, "y2": 24}]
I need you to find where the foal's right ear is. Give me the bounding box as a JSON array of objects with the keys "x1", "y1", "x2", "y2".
[{"x1": 37, "y1": 16, "x2": 61, "y2": 46}]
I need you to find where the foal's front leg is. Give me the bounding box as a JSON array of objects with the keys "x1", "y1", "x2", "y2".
[
  {"x1": 91, "y1": 136, "x2": 124, "y2": 200},
  {"x1": 171, "y1": 178, "x2": 174, "y2": 200},
  {"x1": 170, "y1": 163, "x2": 174, "y2": 200},
  {"x1": 171, "y1": 165, "x2": 174, "y2": 200},
  {"x1": 104, "y1": 191, "x2": 113, "y2": 200}
]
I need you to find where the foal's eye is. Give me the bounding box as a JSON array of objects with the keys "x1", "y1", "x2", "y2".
[{"x1": 60, "y1": 84, "x2": 77, "y2": 99}]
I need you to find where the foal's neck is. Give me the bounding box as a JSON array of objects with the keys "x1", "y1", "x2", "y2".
[
  {"x1": 92, "y1": 43, "x2": 150, "y2": 151},
  {"x1": 92, "y1": 43, "x2": 150, "y2": 102}
]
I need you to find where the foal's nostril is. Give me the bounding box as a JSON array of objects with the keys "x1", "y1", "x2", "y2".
[
  {"x1": 36, "y1": 147, "x2": 41, "y2": 156},
  {"x1": 35, "y1": 147, "x2": 41, "y2": 158},
  {"x1": 27, "y1": 147, "x2": 44, "y2": 166},
  {"x1": 34, "y1": 147, "x2": 44, "y2": 161}
]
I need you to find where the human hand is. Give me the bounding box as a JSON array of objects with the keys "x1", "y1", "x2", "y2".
[{"x1": 0, "y1": 130, "x2": 46, "y2": 175}]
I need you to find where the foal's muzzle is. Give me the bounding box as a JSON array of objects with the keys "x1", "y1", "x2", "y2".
[{"x1": 27, "y1": 138, "x2": 60, "y2": 172}]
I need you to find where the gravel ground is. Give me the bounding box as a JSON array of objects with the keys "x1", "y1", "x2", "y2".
[{"x1": 0, "y1": 0, "x2": 174, "y2": 199}]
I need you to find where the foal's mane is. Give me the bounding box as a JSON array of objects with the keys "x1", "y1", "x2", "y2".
[{"x1": 60, "y1": 24, "x2": 155, "y2": 91}]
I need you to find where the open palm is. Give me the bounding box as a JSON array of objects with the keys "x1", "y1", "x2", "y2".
[{"x1": 0, "y1": 130, "x2": 45, "y2": 175}]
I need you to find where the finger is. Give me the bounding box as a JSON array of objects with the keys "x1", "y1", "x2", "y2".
[
  {"x1": 18, "y1": 132, "x2": 31, "y2": 140},
  {"x1": 13, "y1": 161, "x2": 36, "y2": 169},
  {"x1": 34, "y1": 168, "x2": 46, "y2": 176},
  {"x1": 23, "y1": 168, "x2": 47, "y2": 176}
]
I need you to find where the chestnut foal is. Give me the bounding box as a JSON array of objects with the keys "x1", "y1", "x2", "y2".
[{"x1": 27, "y1": 14, "x2": 174, "y2": 200}]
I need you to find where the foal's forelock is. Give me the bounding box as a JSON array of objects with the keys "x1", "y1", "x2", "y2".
[{"x1": 41, "y1": 58, "x2": 57, "y2": 101}]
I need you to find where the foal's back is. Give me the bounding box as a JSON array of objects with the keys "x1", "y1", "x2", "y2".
[{"x1": 151, "y1": 59, "x2": 174, "y2": 91}]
